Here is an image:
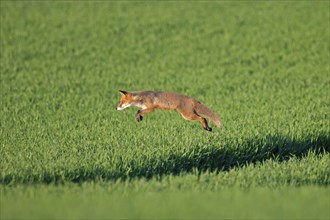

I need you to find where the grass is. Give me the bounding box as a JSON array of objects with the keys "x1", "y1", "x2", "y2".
[
  {"x1": 2, "y1": 185, "x2": 329, "y2": 219},
  {"x1": 1, "y1": 1, "x2": 329, "y2": 219}
]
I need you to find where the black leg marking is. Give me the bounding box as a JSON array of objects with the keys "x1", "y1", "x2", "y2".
[
  {"x1": 135, "y1": 110, "x2": 143, "y2": 122},
  {"x1": 136, "y1": 114, "x2": 143, "y2": 122}
]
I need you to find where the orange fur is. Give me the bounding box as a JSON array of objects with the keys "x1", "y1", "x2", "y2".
[{"x1": 117, "y1": 90, "x2": 221, "y2": 131}]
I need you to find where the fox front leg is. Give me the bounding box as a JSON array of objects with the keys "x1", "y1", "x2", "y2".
[
  {"x1": 135, "y1": 110, "x2": 143, "y2": 122},
  {"x1": 135, "y1": 108, "x2": 154, "y2": 122}
]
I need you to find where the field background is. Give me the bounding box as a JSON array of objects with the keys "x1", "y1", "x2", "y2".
[{"x1": 1, "y1": 1, "x2": 329, "y2": 219}]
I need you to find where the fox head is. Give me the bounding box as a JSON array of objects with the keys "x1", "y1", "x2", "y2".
[{"x1": 116, "y1": 90, "x2": 134, "y2": 110}]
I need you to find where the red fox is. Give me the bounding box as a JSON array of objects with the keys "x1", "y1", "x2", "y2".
[{"x1": 116, "y1": 90, "x2": 221, "y2": 131}]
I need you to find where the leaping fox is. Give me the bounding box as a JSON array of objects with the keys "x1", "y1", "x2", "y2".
[{"x1": 116, "y1": 90, "x2": 221, "y2": 131}]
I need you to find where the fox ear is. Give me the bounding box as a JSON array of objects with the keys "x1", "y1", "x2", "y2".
[{"x1": 119, "y1": 90, "x2": 128, "y2": 95}]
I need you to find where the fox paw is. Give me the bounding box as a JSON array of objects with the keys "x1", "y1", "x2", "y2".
[
  {"x1": 204, "y1": 127, "x2": 212, "y2": 132},
  {"x1": 136, "y1": 115, "x2": 143, "y2": 122}
]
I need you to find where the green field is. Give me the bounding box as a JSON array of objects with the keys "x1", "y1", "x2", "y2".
[{"x1": 1, "y1": 1, "x2": 329, "y2": 219}]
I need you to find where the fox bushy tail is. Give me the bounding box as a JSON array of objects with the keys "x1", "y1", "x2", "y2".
[{"x1": 195, "y1": 101, "x2": 221, "y2": 128}]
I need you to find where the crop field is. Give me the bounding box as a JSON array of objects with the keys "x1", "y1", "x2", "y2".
[{"x1": 1, "y1": 1, "x2": 329, "y2": 219}]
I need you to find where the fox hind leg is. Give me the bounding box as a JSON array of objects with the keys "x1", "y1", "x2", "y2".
[
  {"x1": 202, "y1": 118, "x2": 212, "y2": 131},
  {"x1": 199, "y1": 116, "x2": 212, "y2": 132},
  {"x1": 179, "y1": 110, "x2": 212, "y2": 132}
]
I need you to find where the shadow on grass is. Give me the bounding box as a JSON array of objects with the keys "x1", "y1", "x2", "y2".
[
  {"x1": 2, "y1": 133, "x2": 329, "y2": 184},
  {"x1": 128, "y1": 133, "x2": 330, "y2": 179}
]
